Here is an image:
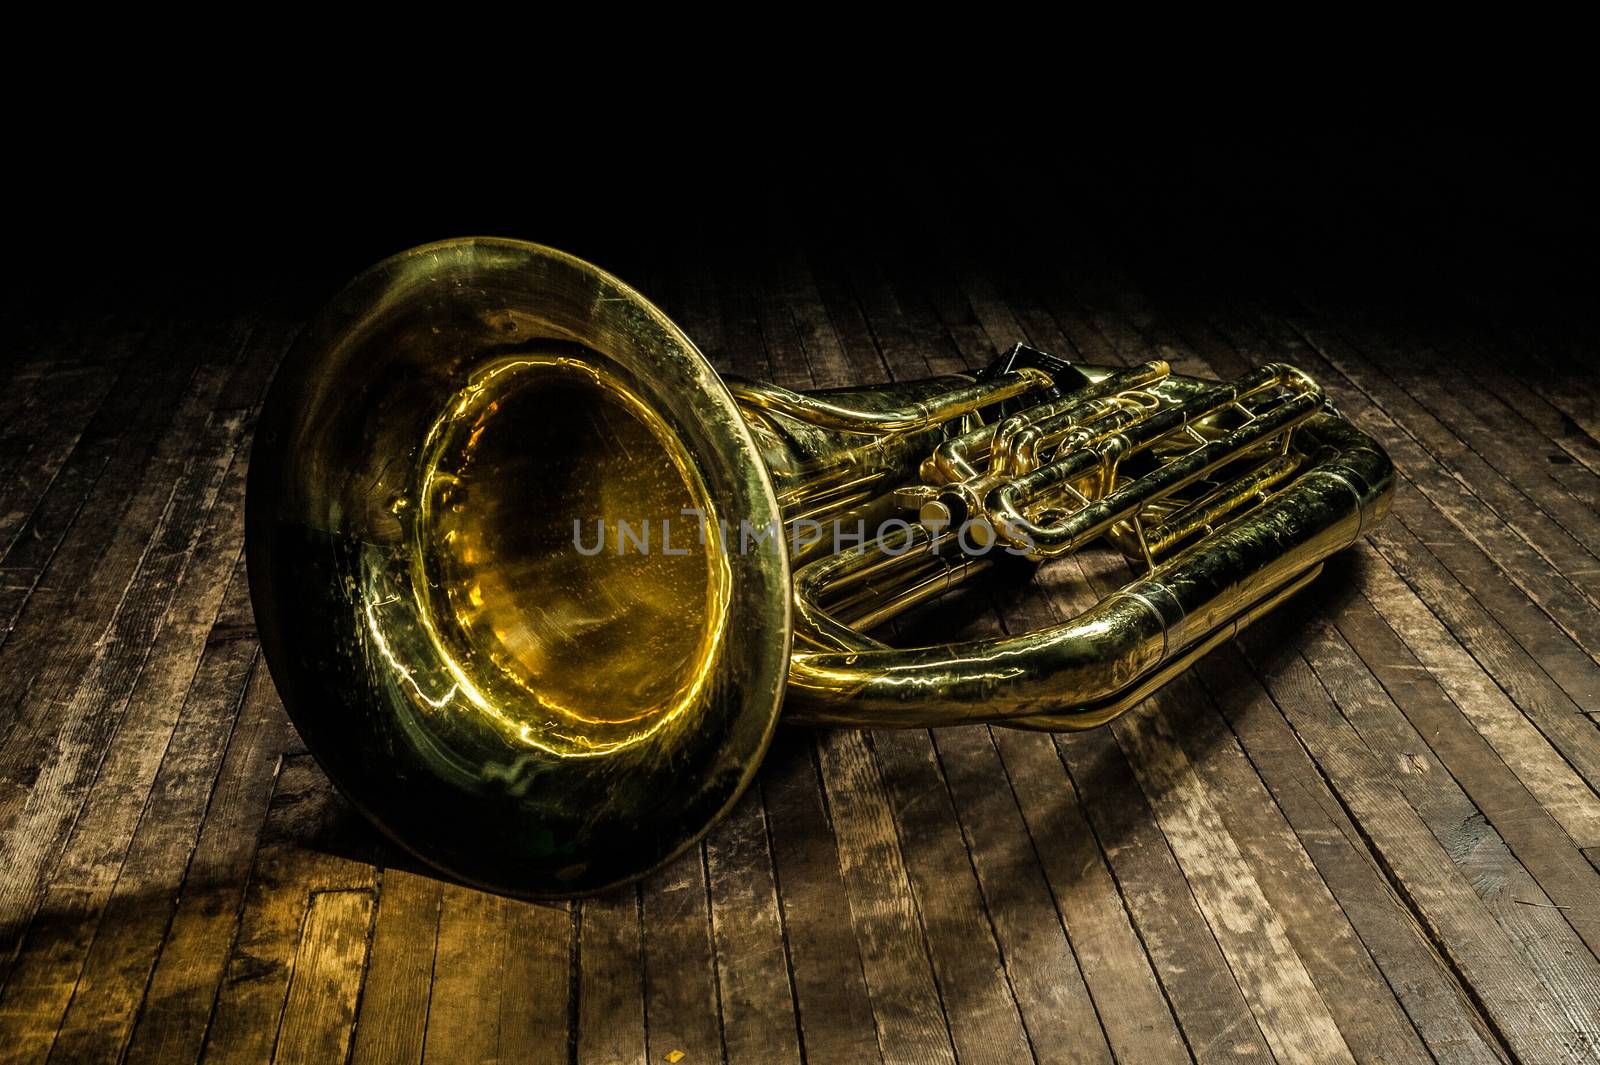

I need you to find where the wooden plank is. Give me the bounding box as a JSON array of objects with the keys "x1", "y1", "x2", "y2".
[
  {"x1": 0, "y1": 376, "x2": 254, "y2": 980},
  {"x1": 1480, "y1": 313, "x2": 1600, "y2": 462},
  {"x1": 1366, "y1": 518, "x2": 1600, "y2": 833},
  {"x1": 1439, "y1": 323, "x2": 1600, "y2": 478},
  {"x1": 986, "y1": 252, "x2": 1508, "y2": 1062},
  {"x1": 640, "y1": 846, "x2": 722, "y2": 1065},
  {"x1": 22, "y1": 564, "x2": 258, "y2": 1065},
  {"x1": 837, "y1": 255, "x2": 948, "y2": 381},
  {"x1": 1294, "y1": 303, "x2": 1600, "y2": 623},
  {"x1": 1293, "y1": 287, "x2": 1600, "y2": 561},
  {"x1": 868, "y1": 730, "x2": 1036, "y2": 1065},
  {"x1": 1002, "y1": 388, "x2": 1352, "y2": 1065},
  {"x1": 706, "y1": 256, "x2": 776, "y2": 382},
  {"x1": 1087, "y1": 261, "x2": 1600, "y2": 1059},
  {"x1": 812, "y1": 730, "x2": 957, "y2": 1065},
  {"x1": 930, "y1": 726, "x2": 1120, "y2": 1065},
  {"x1": 1316, "y1": 588, "x2": 1600, "y2": 967},
  {"x1": 671, "y1": 244, "x2": 725, "y2": 373},
  {"x1": 1094, "y1": 257, "x2": 1600, "y2": 764},
  {"x1": 992, "y1": 259, "x2": 1516, "y2": 1061},
  {"x1": 964, "y1": 252, "x2": 1359, "y2": 1062},
  {"x1": 750, "y1": 247, "x2": 956, "y2": 1064},
  {"x1": 1020, "y1": 544, "x2": 1270, "y2": 1065},
  {"x1": 421, "y1": 886, "x2": 571, "y2": 1065},
  {"x1": 496, "y1": 897, "x2": 571, "y2": 1064},
  {"x1": 703, "y1": 791, "x2": 803, "y2": 1065},
  {"x1": 1235, "y1": 625, "x2": 1595, "y2": 1063},
  {"x1": 985, "y1": 727, "x2": 1191, "y2": 1065},
  {"x1": 199, "y1": 754, "x2": 379, "y2": 1065},
  {"x1": 1411, "y1": 344, "x2": 1600, "y2": 527},
  {"x1": 844, "y1": 244, "x2": 1120, "y2": 1055},
  {"x1": 919, "y1": 250, "x2": 1288, "y2": 1063},
  {"x1": 1165, "y1": 675, "x2": 1445, "y2": 1065},
  {"x1": 1112, "y1": 697, "x2": 1357, "y2": 1065},
  {"x1": 1117, "y1": 283, "x2": 1600, "y2": 875},
  {"x1": 0, "y1": 505, "x2": 248, "y2": 1042},
  {"x1": 713, "y1": 254, "x2": 879, "y2": 1064},
  {"x1": 0, "y1": 313, "x2": 71, "y2": 440},
  {"x1": 0, "y1": 311, "x2": 244, "y2": 663},
  {"x1": 1075, "y1": 257, "x2": 1600, "y2": 818},
  {"x1": 885, "y1": 247, "x2": 999, "y2": 372},
  {"x1": 0, "y1": 305, "x2": 133, "y2": 477},
  {"x1": 879, "y1": 243, "x2": 1147, "y2": 1065},
  {"x1": 1054, "y1": 725, "x2": 1272, "y2": 1062},
  {"x1": 1265, "y1": 312, "x2": 1600, "y2": 659},
  {"x1": 755, "y1": 258, "x2": 820, "y2": 391},
  {"x1": 1383, "y1": 499, "x2": 1600, "y2": 723},
  {"x1": 348, "y1": 870, "x2": 442, "y2": 1065},
  {"x1": 0, "y1": 310, "x2": 286, "y2": 1000},
  {"x1": 0, "y1": 310, "x2": 245, "y2": 697},
  {"x1": 0, "y1": 318, "x2": 136, "y2": 560},
  {"x1": 121, "y1": 661, "x2": 295, "y2": 1065},
  {"x1": 1086, "y1": 269, "x2": 1600, "y2": 1048},
  {"x1": 576, "y1": 889, "x2": 646, "y2": 1065},
  {"x1": 272, "y1": 889, "x2": 375, "y2": 1065},
  {"x1": 924, "y1": 251, "x2": 1193, "y2": 1063},
  {"x1": 758, "y1": 733, "x2": 882, "y2": 1064},
  {"x1": 767, "y1": 244, "x2": 854, "y2": 391},
  {"x1": 420, "y1": 884, "x2": 502, "y2": 1065},
  {"x1": 1213, "y1": 321, "x2": 1600, "y2": 848},
  {"x1": 1194, "y1": 650, "x2": 1510, "y2": 1065}
]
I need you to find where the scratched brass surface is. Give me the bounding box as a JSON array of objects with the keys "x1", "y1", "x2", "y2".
[
  {"x1": 246, "y1": 241, "x2": 790, "y2": 898},
  {"x1": 246, "y1": 238, "x2": 1393, "y2": 898}
]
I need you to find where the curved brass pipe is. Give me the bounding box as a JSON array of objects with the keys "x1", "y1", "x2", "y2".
[
  {"x1": 785, "y1": 411, "x2": 1391, "y2": 728},
  {"x1": 726, "y1": 368, "x2": 1049, "y2": 432},
  {"x1": 987, "y1": 380, "x2": 1323, "y2": 557}
]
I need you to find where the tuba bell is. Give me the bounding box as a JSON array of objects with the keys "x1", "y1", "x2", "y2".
[{"x1": 246, "y1": 238, "x2": 1393, "y2": 897}]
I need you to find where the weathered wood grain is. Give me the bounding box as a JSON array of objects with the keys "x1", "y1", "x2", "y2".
[
  {"x1": 273, "y1": 888, "x2": 375, "y2": 1064},
  {"x1": 348, "y1": 869, "x2": 441, "y2": 1065},
  {"x1": 576, "y1": 888, "x2": 645, "y2": 1065},
  {"x1": 1, "y1": 226, "x2": 1598, "y2": 1065}
]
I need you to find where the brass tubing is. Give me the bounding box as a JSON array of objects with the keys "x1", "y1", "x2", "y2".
[
  {"x1": 786, "y1": 481, "x2": 882, "y2": 524},
  {"x1": 998, "y1": 562, "x2": 1323, "y2": 732},
  {"x1": 810, "y1": 523, "x2": 941, "y2": 596},
  {"x1": 727, "y1": 368, "x2": 1051, "y2": 433},
  {"x1": 927, "y1": 360, "x2": 1170, "y2": 483},
  {"x1": 989, "y1": 366, "x2": 1174, "y2": 478},
  {"x1": 782, "y1": 411, "x2": 1392, "y2": 727},
  {"x1": 1142, "y1": 452, "x2": 1302, "y2": 559},
  {"x1": 791, "y1": 523, "x2": 934, "y2": 652},
  {"x1": 795, "y1": 367, "x2": 1329, "y2": 662},
  {"x1": 979, "y1": 363, "x2": 1295, "y2": 516},
  {"x1": 990, "y1": 377, "x2": 1323, "y2": 556},
  {"x1": 831, "y1": 552, "x2": 994, "y2": 632},
  {"x1": 789, "y1": 491, "x2": 909, "y2": 567}
]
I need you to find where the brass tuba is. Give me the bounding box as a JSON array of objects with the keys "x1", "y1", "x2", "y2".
[{"x1": 246, "y1": 238, "x2": 1393, "y2": 897}]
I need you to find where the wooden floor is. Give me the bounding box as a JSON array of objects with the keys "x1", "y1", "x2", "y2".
[{"x1": 3, "y1": 198, "x2": 1600, "y2": 1065}]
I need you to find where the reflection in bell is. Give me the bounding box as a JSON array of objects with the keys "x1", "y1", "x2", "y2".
[
  {"x1": 246, "y1": 238, "x2": 1393, "y2": 897},
  {"x1": 411, "y1": 353, "x2": 729, "y2": 759}
]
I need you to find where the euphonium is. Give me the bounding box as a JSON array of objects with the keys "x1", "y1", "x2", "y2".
[{"x1": 246, "y1": 239, "x2": 1393, "y2": 897}]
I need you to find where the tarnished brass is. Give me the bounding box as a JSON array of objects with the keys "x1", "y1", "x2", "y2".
[{"x1": 247, "y1": 238, "x2": 1394, "y2": 898}]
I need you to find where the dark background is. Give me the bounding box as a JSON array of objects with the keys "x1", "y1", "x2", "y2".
[{"x1": 5, "y1": 127, "x2": 1596, "y2": 369}]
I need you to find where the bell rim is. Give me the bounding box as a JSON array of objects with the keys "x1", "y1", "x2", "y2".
[{"x1": 245, "y1": 236, "x2": 793, "y2": 898}]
